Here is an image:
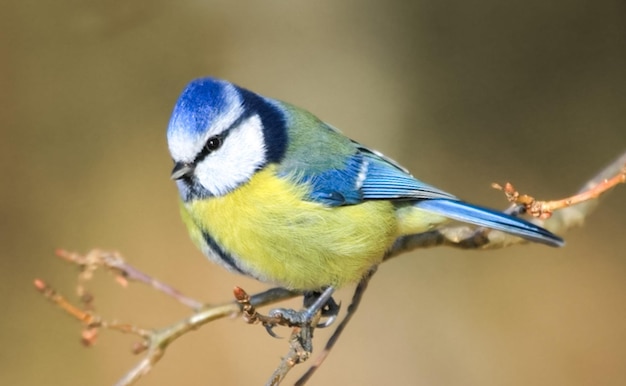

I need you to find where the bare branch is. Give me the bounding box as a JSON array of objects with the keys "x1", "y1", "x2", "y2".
[
  {"x1": 114, "y1": 287, "x2": 299, "y2": 386},
  {"x1": 35, "y1": 263, "x2": 298, "y2": 386},
  {"x1": 493, "y1": 158, "x2": 625, "y2": 219},
  {"x1": 387, "y1": 151, "x2": 626, "y2": 257},
  {"x1": 34, "y1": 151, "x2": 625, "y2": 385},
  {"x1": 56, "y1": 249, "x2": 206, "y2": 310}
]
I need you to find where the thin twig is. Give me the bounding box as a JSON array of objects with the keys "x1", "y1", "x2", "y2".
[
  {"x1": 295, "y1": 267, "x2": 378, "y2": 386},
  {"x1": 387, "y1": 151, "x2": 626, "y2": 257},
  {"x1": 56, "y1": 249, "x2": 206, "y2": 310},
  {"x1": 265, "y1": 323, "x2": 316, "y2": 386},
  {"x1": 114, "y1": 287, "x2": 299, "y2": 386},
  {"x1": 492, "y1": 162, "x2": 625, "y2": 219}
]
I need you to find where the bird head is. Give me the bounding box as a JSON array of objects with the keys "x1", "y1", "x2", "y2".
[{"x1": 167, "y1": 78, "x2": 287, "y2": 201}]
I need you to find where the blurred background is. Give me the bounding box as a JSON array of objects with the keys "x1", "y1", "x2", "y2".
[{"x1": 2, "y1": 1, "x2": 625, "y2": 385}]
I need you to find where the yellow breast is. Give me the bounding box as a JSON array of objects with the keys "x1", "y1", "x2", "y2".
[{"x1": 181, "y1": 165, "x2": 398, "y2": 290}]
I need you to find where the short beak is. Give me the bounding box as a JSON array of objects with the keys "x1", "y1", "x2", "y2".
[{"x1": 171, "y1": 162, "x2": 195, "y2": 180}]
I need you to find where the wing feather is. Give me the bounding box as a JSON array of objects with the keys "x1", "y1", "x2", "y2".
[{"x1": 295, "y1": 141, "x2": 456, "y2": 205}]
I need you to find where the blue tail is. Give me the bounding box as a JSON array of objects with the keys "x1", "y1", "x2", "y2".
[{"x1": 415, "y1": 199, "x2": 564, "y2": 247}]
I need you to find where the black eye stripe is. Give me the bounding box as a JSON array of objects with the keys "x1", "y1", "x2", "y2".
[
  {"x1": 194, "y1": 134, "x2": 223, "y2": 164},
  {"x1": 192, "y1": 111, "x2": 254, "y2": 165}
]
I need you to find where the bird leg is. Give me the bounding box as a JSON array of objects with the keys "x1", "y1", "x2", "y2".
[
  {"x1": 302, "y1": 289, "x2": 341, "y2": 328},
  {"x1": 234, "y1": 286, "x2": 339, "y2": 337}
]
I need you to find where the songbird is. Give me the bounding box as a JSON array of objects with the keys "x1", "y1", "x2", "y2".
[{"x1": 167, "y1": 77, "x2": 563, "y2": 300}]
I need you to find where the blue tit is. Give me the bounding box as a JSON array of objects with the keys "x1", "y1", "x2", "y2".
[{"x1": 167, "y1": 77, "x2": 563, "y2": 292}]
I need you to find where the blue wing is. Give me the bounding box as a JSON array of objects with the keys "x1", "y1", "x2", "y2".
[
  {"x1": 298, "y1": 142, "x2": 563, "y2": 247},
  {"x1": 301, "y1": 144, "x2": 456, "y2": 206},
  {"x1": 357, "y1": 146, "x2": 457, "y2": 201}
]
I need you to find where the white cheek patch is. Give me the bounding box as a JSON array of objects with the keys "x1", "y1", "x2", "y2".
[{"x1": 194, "y1": 115, "x2": 267, "y2": 196}]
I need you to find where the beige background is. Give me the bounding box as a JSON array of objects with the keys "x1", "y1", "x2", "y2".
[{"x1": 2, "y1": 1, "x2": 625, "y2": 385}]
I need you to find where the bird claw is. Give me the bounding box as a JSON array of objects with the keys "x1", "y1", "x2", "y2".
[
  {"x1": 314, "y1": 299, "x2": 341, "y2": 328},
  {"x1": 264, "y1": 323, "x2": 282, "y2": 338},
  {"x1": 315, "y1": 304, "x2": 340, "y2": 328},
  {"x1": 266, "y1": 287, "x2": 339, "y2": 332}
]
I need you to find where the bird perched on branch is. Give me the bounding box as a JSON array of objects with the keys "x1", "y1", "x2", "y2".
[{"x1": 166, "y1": 77, "x2": 562, "y2": 307}]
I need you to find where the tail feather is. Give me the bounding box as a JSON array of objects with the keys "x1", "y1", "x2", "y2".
[{"x1": 415, "y1": 199, "x2": 564, "y2": 247}]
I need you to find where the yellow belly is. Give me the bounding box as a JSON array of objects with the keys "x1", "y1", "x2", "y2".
[{"x1": 181, "y1": 165, "x2": 399, "y2": 290}]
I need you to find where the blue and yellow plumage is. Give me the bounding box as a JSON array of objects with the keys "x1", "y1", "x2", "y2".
[{"x1": 167, "y1": 77, "x2": 563, "y2": 291}]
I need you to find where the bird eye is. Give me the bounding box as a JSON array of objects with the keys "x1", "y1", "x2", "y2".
[{"x1": 205, "y1": 135, "x2": 223, "y2": 152}]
